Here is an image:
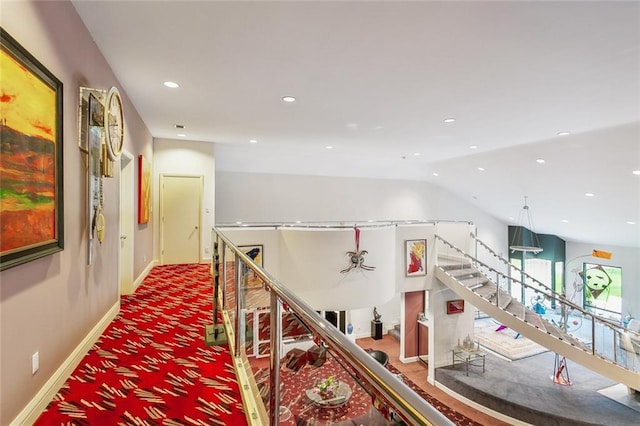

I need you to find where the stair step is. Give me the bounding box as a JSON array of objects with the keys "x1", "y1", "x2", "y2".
[
  {"x1": 388, "y1": 327, "x2": 400, "y2": 342},
  {"x1": 524, "y1": 311, "x2": 547, "y2": 332},
  {"x1": 474, "y1": 282, "x2": 497, "y2": 298},
  {"x1": 542, "y1": 318, "x2": 564, "y2": 339},
  {"x1": 505, "y1": 300, "x2": 526, "y2": 321},
  {"x1": 498, "y1": 293, "x2": 513, "y2": 310},
  {"x1": 439, "y1": 264, "x2": 474, "y2": 274},
  {"x1": 540, "y1": 320, "x2": 590, "y2": 350},
  {"x1": 437, "y1": 255, "x2": 469, "y2": 266},
  {"x1": 459, "y1": 276, "x2": 489, "y2": 289}
]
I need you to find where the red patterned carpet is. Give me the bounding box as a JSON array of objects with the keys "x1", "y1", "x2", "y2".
[{"x1": 35, "y1": 264, "x2": 247, "y2": 426}]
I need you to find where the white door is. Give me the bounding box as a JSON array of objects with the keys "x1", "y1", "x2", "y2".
[
  {"x1": 119, "y1": 151, "x2": 135, "y2": 295},
  {"x1": 160, "y1": 174, "x2": 202, "y2": 264}
]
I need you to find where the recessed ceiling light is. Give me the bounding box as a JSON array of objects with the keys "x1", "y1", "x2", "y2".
[
  {"x1": 325, "y1": 146, "x2": 333, "y2": 150},
  {"x1": 236, "y1": 221, "x2": 242, "y2": 225},
  {"x1": 443, "y1": 118, "x2": 456, "y2": 123},
  {"x1": 477, "y1": 167, "x2": 485, "y2": 171},
  {"x1": 413, "y1": 152, "x2": 421, "y2": 156},
  {"x1": 561, "y1": 219, "x2": 569, "y2": 223},
  {"x1": 536, "y1": 159, "x2": 545, "y2": 164},
  {"x1": 249, "y1": 139, "x2": 257, "y2": 144},
  {"x1": 633, "y1": 170, "x2": 640, "y2": 175},
  {"x1": 626, "y1": 221, "x2": 636, "y2": 225},
  {"x1": 163, "y1": 81, "x2": 179, "y2": 88},
  {"x1": 432, "y1": 172, "x2": 439, "y2": 177},
  {"x1": 372, "y1": 125, "x2": 385, "y2": 130},
  {"x1": 282, "y1": 96, "x2": 296, "y2": 103},
  {"x1": 584, "y1": 192, "x2": 595, "y2": 197},
  {"x1": 508, "y1": 216, "x2": 515, "y2": 221},
  {"x1": 557, "y1": 131, "x2": 570, "y2": 136},
  {"x1": 177, "y1": 133, "x2": 186, "y2": 137},
  {"x1": 469, "y1": 145, "x2": 478, "y2": 149}
]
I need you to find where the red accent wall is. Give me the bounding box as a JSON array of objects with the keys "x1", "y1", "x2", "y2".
[{"x1": 404, "y1": 291, "x2": 425, "y2": 357}]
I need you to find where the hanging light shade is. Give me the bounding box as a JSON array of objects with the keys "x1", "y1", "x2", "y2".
[{"x1": 509, "y1": 196, "x2": 543, "y2": 254}]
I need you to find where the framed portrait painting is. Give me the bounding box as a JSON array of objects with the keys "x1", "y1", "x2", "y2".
[
  {"x1": 405, "y1": 239, "x2": 426, "y2": 276},
  {"x1": 1, "y1": 29, "x2": 64, "y2": 270}
]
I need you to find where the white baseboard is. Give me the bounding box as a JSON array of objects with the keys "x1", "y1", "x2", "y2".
[
  {"x1": 132, "y1": 260, "x2": 157, "y2": 293},
  {"x1": 435, "y1": 380, "x2": 532, "y2": 426},
  {"x1": 11, "y1": 301, "x2": 120, "y2": 426}
]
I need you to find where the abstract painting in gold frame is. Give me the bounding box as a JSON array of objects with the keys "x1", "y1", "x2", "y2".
[{"x1": 138, "y1": 154, "x2": 151, "y2": 224}]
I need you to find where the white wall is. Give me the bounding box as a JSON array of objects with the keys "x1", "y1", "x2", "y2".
[
  {"x1": 278, "y1": 227, "x2": 396, "y2": 311},
  {"x1": 153, "y1": 138, "x2": 215, "y2": 262},
  {"x1": 215, "y1": 172, "x2": 508, "y2": 345},
  {"x1": 216, "y1": 171, "x2": 508, "y2": 248}
]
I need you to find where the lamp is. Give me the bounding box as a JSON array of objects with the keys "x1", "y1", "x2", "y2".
[{"x1": 509, "y1": 196, "x2": 543, "y2": 254}]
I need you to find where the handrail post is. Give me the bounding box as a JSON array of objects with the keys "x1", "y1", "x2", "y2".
[
  {"x1": 269, "y1": 291, "x2": 282, "y2": 425},
  {"x1": 235, "y1": 253, "x2": 244, "y2": 357},
  {"x1": 591, "y1": 316, "x2": 596, "y2": 356}
]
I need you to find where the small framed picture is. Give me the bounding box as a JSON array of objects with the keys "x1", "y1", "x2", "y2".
[
  {"x1": 239, "y1": 244, "x2": 263, "y2": 267},
  {"x1": 447, "y1": 299, "x2": 465, "y2": 315},
  {"x1": 405, "y1": 239, "x2": 427, "y2": 276}
]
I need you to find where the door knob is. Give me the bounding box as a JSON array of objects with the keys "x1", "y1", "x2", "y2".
[{"x1": 120, "y1": 236, "x2": 127, "y2": 240}]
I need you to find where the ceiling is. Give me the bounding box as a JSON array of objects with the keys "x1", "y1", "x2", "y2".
[{"x1": 72, "y1": 1, "x2": 640, "y2": 248}]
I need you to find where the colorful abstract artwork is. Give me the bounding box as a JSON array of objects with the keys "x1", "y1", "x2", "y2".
[
  {"x1": 138, "y1": 154, "x2": 151, "y2": 224},
  {"x1": 581, "y1": 262, "x2": 622, "y2": 318},
  {"x1": 1, "y1": 29, "x2": 63, "y2": 270},
  {"x1": 405, "y1": 239, "x2": 427, "y2": 276}
]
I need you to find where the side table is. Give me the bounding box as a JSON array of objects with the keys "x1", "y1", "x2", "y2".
[{"x1": 452, "y1": 346, "x2": 486, "y2": 376}]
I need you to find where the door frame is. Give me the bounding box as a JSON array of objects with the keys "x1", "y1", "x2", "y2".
[
  {"x1": 159, "y1": 173, "x2": 203, "y2": 265},
  {"x1": 119, "y1": 150, "x2": 135, "y2": 295}
]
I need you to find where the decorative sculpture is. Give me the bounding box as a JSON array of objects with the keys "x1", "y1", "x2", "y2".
[
  {"x1": 373, "y1": 306, "x2": 382, "y2": 322},
  {"x1": 340, "y1": 227, "x2": 376, "y2": 273}
]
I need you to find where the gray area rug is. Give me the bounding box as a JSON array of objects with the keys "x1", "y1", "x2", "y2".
[{"x1": 436, "y1": 350, "x2": 639, "y2": 426}]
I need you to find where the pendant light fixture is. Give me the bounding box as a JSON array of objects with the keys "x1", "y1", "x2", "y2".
[{"x1": 509, "y1": 196, "x2": 543, "y2": 254}]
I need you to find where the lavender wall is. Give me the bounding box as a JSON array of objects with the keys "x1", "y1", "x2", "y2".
[{"x1": 0, "y1": 2, "x2": 153, "y2": 423}]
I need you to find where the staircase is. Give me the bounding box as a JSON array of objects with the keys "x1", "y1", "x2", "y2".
[
  {"x1": 389, "y1": 323, "x2": 401, "y2": 342},
  {"x1": 434, "y1": 234, "x2": 640, "y2": 391}
]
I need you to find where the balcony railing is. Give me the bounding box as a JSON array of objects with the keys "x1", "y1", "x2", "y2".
[{"x1": 212, "y1": 226, "x2": 454, "y2": 426}]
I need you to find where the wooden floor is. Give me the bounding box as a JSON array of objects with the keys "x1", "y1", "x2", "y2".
[{"x1": 357, "y1": 335, "x2": 509, "y2": 426}]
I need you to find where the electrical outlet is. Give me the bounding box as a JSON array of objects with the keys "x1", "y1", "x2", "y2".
[
  {"x1": 143, "y1": 255, "x2": 147, "y2": 262},
  {"x1": 32, "y1": 352, "x2": 39, "y2": 374}
]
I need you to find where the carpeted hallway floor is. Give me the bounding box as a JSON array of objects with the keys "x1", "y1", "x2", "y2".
[{"x1": 35, "y1": 264, "x2": 247, "y2": 425}]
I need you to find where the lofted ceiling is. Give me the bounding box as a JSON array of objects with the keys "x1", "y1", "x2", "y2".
[{"x1": 72, "y1": 1, "x2": 640, "y2": 248}]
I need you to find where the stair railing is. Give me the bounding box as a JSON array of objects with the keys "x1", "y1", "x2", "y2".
[{"x1": 435, "y1": 234, "x2": 639, "y2": 371}]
